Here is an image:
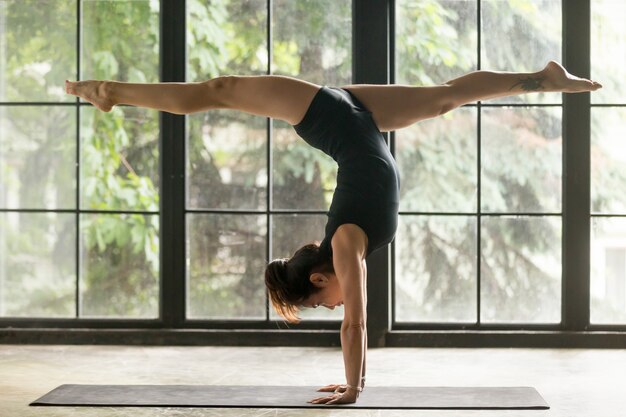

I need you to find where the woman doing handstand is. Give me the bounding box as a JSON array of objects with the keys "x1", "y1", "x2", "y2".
[{"x1": 65, "y1": 60, "x2": 601, "y2": 405}]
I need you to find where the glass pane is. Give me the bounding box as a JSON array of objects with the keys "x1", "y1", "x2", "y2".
[
  {"x1": 272, "y1": 119, "x2": 336, "y2": 210},
  {"x1": 481, "y1": 216, "x2": 561, "y2": 323},
  {"x1": 591, "y1": 217, "x2": 626, "y2": 324},
  {"x1": 187, "y1": 0, "x2": 268, "y2": 210},
  {"x1": 81, "y1": 0, "x2": 160, "y2": 82},
  {"x1": 395, "y1": 0, "x2": 477, "y2": 85},
  {"x1": 395, "y1": 215, "x2": 477, "y2": 323},
  {"x1": 187, "y1": 0, "x2": 267, "y2": 81},
  {"x1": 591, "y1": 0, "x2": 626, "y2": 104},
  {"x1": 0, "y1": 212, "x2": 75, "y2": 317},
  {"x1": 481, "y1": 0, "x2": 561, "y2": 105},
  {"x1": 270, "y1": 0, "x2": 351, "y2": 209},
  {"x1": 0, "y1": 1, "x2": 76, "y2": 102},
  {"x1": 591, "y1": 108, "x2": 626, "y2": 214},
  {"x1": 80, "y1": 107, "x2": 159, "y2": 212},
  {"x1": 0, "y1": 106, "x2": 76, "y2": 209},
  {"x1": 188, "y1": 111, "x2": 267, "y2": 210},
  {"x1": 481, "y1": 107, "x2": 562, "y2": 213},
  {"x1": 80, "y1": 213, "x2": 159, "y2": 318},
  {"x1": 272, "y1": 0, "x2": 352, "y2": 86},
  {"x1": 270, "y1": 214, "x2": 341, "y2": 321},
  {"x1": 187, "y1": 214, "x2": 266, "y2": 320},
  {"x1": 397, "y1": 107, "x2": 477, "y2": 213}
]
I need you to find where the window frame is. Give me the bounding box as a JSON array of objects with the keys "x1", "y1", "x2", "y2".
[{"x1": 1, "y1": 0, "x2": 626, "y2": 349}]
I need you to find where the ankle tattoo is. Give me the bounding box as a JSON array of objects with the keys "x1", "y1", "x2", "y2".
[{"x1": 509, "y1": 76, "x2": 546, "y2": 92}]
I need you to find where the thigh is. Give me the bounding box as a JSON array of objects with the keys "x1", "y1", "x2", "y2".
[
  {"x1": 340, "y1": 83, "x2": 451, "y2": 132},
  {"x1": 219, "y1": 75, "x2": 322, "y2": 125}
]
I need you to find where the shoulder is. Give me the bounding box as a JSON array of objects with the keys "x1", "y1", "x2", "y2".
[{"x1": 330, "y1": 223, "x2": 368, "y2": 262}]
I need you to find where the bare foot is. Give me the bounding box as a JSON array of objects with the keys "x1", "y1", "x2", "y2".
[
  {"x1": 540, "y1": 60, "x2": 602, "y2": 93},
  {"x1": 65, "y1": 80, "x2": 114, "y2": 112}
]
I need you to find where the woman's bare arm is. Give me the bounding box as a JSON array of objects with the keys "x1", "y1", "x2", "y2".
[
  {"x1": 308, "y1": 224, "x2": 368, "y2": 405},
  {"x1": 339, "y1": 260, "x2": 367, "y2": 392}
]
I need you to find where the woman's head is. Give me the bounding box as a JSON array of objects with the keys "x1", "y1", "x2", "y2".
[{"x1": 264, "y1": 242, "x2": 337, "y2": 323}]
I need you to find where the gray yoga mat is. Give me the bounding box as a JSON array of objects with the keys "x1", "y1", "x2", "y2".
[{"x1": 31, "y1": 385, "x2": 549, "y2": 409}]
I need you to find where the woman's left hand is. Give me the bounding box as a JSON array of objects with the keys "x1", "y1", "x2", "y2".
[{"x1": 307, "y1": 387, "x2": 358, "y2": 405}]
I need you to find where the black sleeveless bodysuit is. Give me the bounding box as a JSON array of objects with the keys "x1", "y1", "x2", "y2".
[{"x1": 293, "y1": 86, "x2": 400, "y2": 258}]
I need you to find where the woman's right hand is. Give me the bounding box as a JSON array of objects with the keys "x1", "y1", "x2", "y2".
[{"x1": 317, "y1": 383, "x2": 347, "y2": 394}]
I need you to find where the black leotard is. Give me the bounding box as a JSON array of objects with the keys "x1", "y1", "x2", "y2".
[{"x1": 293, "y1": 86, "x2": 400, "y2": 258}]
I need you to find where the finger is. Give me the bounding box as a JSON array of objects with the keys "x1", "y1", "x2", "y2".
[
  {"x1": 312, "y1": 398, "x2": 330, "y2": 404},
  {"x1": 320, "y1": 395, "x2": 338, "y2": 403},
  {"x1": 327, "y1": 396, "x2": 346, "y2": 405},
  {"x1": 309, "y1": 396, "x2": 329, "y2": 403}
]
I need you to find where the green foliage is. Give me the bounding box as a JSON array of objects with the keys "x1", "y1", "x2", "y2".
[
  {"x1": 3, "y1": 0, "x2": 624, "y2": 323},
  {"x1": 77, "y1": 0, "x2": 160, "y2": 317},
  {"x1": 396, "y1": 0, "x2": 475, "y2": 84},
  {"x1": 1, "y1": 0, "x2": 161, "y2": 317},
  {"x1": 394, "y1": 0, "x2": 624, "y2": 323}
]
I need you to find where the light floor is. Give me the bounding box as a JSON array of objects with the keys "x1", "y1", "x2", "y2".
[{"x1": 1, "y1": 344, "x2": 625, "y2": 417}]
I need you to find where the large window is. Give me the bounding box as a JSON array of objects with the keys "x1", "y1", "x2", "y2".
[
  {"x1": 0, "y1": 0, "x2": 352, "y2": 323},
  {"x1": 590, "y1": 0, "x2": 626, "y2": 324},
  {"x1": 394, "y1": 0, "x2": 563, "y2": 325},
  {"x1": 0, "y1": 0, "x2": 160, "y2": 318},
  {"x1": 185, "y1": 0, "x2": 351, "y2": 321},
  {"x1": 1, "y1": 0, "x2": 624, "y2": 345}
]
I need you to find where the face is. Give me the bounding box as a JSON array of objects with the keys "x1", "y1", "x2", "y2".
[{"x1": 299, "y1": 271, "x2": 344, "y2": 310}]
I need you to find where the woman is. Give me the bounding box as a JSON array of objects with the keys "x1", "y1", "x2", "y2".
[{"x1": 65, "y1": 60, "x2": 601, "y2": 405}]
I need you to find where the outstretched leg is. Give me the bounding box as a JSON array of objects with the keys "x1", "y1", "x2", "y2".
[
  {"x1": 342, "y1": 60, "x2": 602, "y2": 132},
  {"x1": 65, "y1": 75, "x2": 321, "y2": 125}
]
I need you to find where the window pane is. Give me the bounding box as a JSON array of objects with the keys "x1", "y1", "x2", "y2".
[
  {"x1": 271, "y1": 214, "x2": 341, "y2": 321},
  {"x1": 0, "y1": 212, "x2": 75, "y2": 318},
  {"x1": 395, "y1": 215, "x2": 477, "y2": 323},
  {"x1": 272, "y1": 119, "x2": 336, "y2": 211},
  {"x1": 272, "y1": 0, "x2": 352, "y2": 86},
  {"x1": 80, "y1": 107, "x2": 159, "y2": 212},
  {"x1": 481, "y1": 0, "x2": 561, "y2": 105},
  {"x1": 0, "y1": 0, "x2": 76, "y2": 102},
  {"x1": 0, "y1": 106, "x2": 76, "y2": 209},
  {"x1": 81, "y1": 0, "x2": 160, "y2": 82},
  {"x1": 481, "y1": 216, "x2": 561, "y2": 323},
  {"x1": 187, "y1": 214, "x2": 266, "y2": 320},
  {"x1": 481, "y1": 107, "x2": 562, "y2": 213},
  {"x1": 591, "y1": 217, "x2": 626, "y2": 324},
  {"x1": 591, "y1": 108, "x2": 626, "y2": 214},
  {"x1": 395, "y1": 0, "x2": 477, "y2": 85},
  {"x1": 397, "y1": 107, "x2": 477, "y2": 213},
  {"x1": 187, "y1": 0, "x2": 267, "y2": 81},
  {"x1": 591, "y1": 0, "x2": 626, "y2": 104},
  {"x1": 188, "y1": 112, "x2": 267, "y2": 210},
  {"x1": 80, "y1": 213, "x2": 159, "y2": 318},
  {"x1": 187, "y1": 0, "x2": 268, "y2": 210}
]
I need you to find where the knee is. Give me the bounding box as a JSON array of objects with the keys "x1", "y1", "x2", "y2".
[{"x1": 206, "y1": 75, "x2": 240, "y2": 108}]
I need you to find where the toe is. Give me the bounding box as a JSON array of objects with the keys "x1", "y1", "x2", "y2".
[
  {"x1": 573, "y1": 78, "x2": 595, "y2": 92},
  {"x1": 585, "y1": 79, "x2": 603, "y2": 91}
]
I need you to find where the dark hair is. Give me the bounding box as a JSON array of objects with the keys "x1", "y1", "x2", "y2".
[{"x1": 264, "y1": 242, "x2": 334, "y2": 323}]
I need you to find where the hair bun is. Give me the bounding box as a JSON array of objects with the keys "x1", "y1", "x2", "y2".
[
  {"x1": 267, "y1": 258, "x2": 289, "y2": 284},
  {"x1": 264, "y1": 245, "x2": 334, "y2": 323},
  {"x1": 276, "y1": 257, "x2": 288, "y2": 270}
]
